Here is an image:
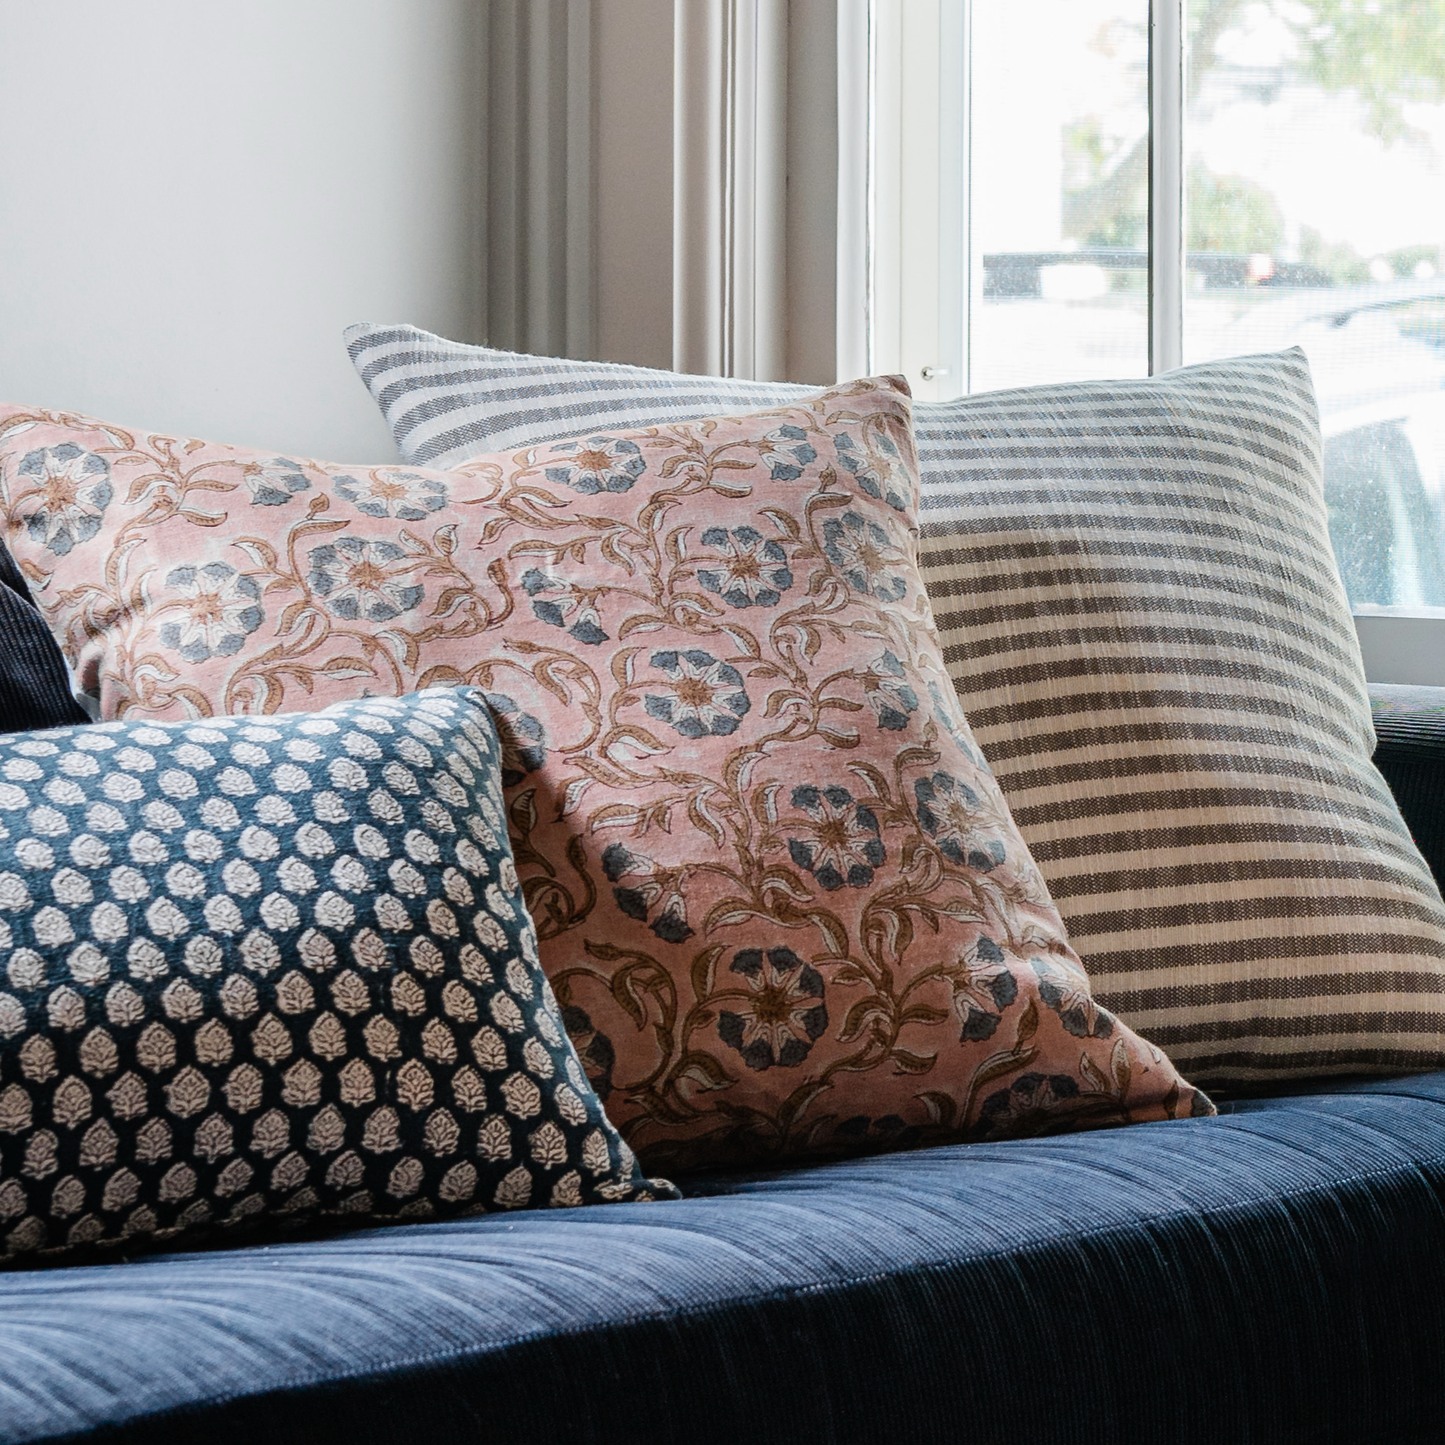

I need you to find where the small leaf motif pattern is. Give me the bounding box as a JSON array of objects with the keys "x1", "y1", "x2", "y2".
[
  {"x1": 0, "y1": 382, "x2": 1211, "y2": 1170},
  {"x1": 0, "y1": 689, "x2": 671, "y2": 1261}
]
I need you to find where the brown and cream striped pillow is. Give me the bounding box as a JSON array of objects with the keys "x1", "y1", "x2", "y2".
[{"x1": 917, "y1": 347, "x2": 1445, "y2": 1090}]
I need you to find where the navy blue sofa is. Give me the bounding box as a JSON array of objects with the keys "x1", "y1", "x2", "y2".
[{"x1": 0, "y1": 689, "x2": 1443, "y2": 1445}]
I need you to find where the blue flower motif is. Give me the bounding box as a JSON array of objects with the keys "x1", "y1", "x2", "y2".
[
  {"x1": 951, "y1": 936, "x2": 1019, "y2": 1041},
  {"x1": 16, "y1": 444, "x2": 112, "y2": 556},
  {"x1": 334, "y1": 470, "x2": 447, "y2": 521},
  {"x1": 756, "y1": 424, "x2": 818, "y2": 482},
  {"x1": 786, "y1": 784, "x2": 884, "y2": 891},
  {"x1": 821, "y1": 511, "x2": 908, "y2": 603},
  {"x1": 240, "y1": 458, "x2": 310, "y2": 507},
  {"x1": 696, "y1": 526, "x2": 793, "y2": 609},
  {"x1": 482, "y1": 693, "x2": 547, "y2": 787},
  {"x1": 521, "y1": 570, "x2": 608, "y2": 645},
  {"x1": 833, "y1": 1114, "x2": 916, "y2": 1148},
  {"x1": 862, "y1": 651, "x2": 918, "y2": 731},
  {"x1": 926, "y1": 680, "x2": 986, "y2": 767},
  {"x1": 157, "y1": 563, "x2": 264, "y2": 663},
  {"x1": 717, "y1": 946, "x2": 828, "y2": 1071},
  {"x1": 914, "y1": 771, "x2": 1006, "y2": 871},
  {"x1": 600, "y1": 843, "x2": 692, "y2": 943},
  {"x1": 644, "y1": 650, "x2": 750, "y2": 738},
  {"x1": 834, "y1": 431, "x2": 909, "y2": 512},
  {"x1": 1031, "y1": 956, "x2": 1114, "y2": 1039},
  {"x1": 308, "y1": 538, "x2": 423, "y2": 622},
  {"x1": 978, "y1": 1073, "x2": 1083, "y2": 1139},
  {"x1": 544, "y1": 437, "x2": 646, "y2": 495}
]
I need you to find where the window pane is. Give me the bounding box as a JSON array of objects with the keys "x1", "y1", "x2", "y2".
[
  {"x1": 969, "y1": 2, "x2": 1150, "y2": 392},
  {"x1": 1182, "y1": 0, "x2": 1445, "y2": 610}
]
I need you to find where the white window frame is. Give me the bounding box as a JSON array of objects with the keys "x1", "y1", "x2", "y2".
[
  {"x1": 1149, "y1": 0, "x2": 1184, "y2": 375},
  {"x1": 1148, "y1": 0, "x2": 1435, "y2": 684},
  {"x1": 853, "y1": 0, "x2": 1438, "y2": 686}
]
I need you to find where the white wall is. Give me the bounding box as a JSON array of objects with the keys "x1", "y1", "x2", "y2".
[{"x1": 0, "y1": 0, "x2": 485, "y2": 462}]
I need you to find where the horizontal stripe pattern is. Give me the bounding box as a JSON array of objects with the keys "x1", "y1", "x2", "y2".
[
  {"x1": 345, "y1": 328, "x2": 1445, "y2": 1089},
  {"x1": 344, "y1": 324, "x2": 816, "y2": 468},
  {"x1": 917, "y1": 349, "x2": 1445, "y2": 1086}
]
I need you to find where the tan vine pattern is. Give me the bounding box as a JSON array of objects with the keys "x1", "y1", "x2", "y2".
[{"x1": 0, "y1": 382, "x2": 1210, "y2": 1168}]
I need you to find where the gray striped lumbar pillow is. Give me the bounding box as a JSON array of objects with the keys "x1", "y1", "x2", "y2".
[
  {"x1": 344, "y1": 323, "x2": 816, "y2": 468},
  {"x1": 345, "y1": 326, "x2": 1445, "y2": 1090}
]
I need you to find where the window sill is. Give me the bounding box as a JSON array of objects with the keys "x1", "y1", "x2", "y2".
[{"x1": 1353, "y1": 612, "x2": 1445, "y2": 685}]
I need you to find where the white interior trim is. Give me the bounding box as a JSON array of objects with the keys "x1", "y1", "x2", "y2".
[
  {"x1": 485, "y1": 0, "x2": 594, "y2": 360},
  {"x1": 592, "y1": 0, "x2": 674, "y2": 368},
  {"x1": 673, "y1": 0, "x2": 726, "y2": 374},
  {"x1": 1148, "y1": 0, "x2": 1184, "y2": 375},
  {"x1": 835, "y1": 0, "x2": 870, "y2": 383},
  {"x1": 1354, "y1": 615, "x2": 1445, "y2": 686},
  {"x1": 835, "y1": 0, "x2": 965, "y2": 398},
  {"x1": 734, "y1": 0, "x2": 789, "y2": 381},
  {"x1": 563, "y1": 0, "x2": 595, "y2": 360},
  {"x1": 783, "y1": 0, "x2": 840, "y2": 386},
  {"x1": 936, "y1": 0, "x2": 968, "y2": 400},
  {"x1": 672, "y1": 0, "x2": 789, "y2": 380}
]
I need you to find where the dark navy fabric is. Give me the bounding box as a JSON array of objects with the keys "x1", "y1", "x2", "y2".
[
  {"x1": 0, "y1": 542, "x2": 89, "y2": 733},
  {"x1": 1372, "y1": 683, "x2": 1445, "y2": 889},
  {"x1": 0, "y1": 1073, "x2": 1439, "y2": 1445}
]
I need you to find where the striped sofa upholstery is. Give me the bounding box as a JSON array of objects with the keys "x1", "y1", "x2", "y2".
[{"x1": 346, "y1": 326, "x2": 1445, "y2": 1090}]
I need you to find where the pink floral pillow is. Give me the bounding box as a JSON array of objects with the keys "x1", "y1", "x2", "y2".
[{"x1": 0, "y1": 383, "x2": 1210, "y2": 1168}]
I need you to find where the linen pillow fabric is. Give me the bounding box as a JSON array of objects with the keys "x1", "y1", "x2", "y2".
[
  {"x1": 0, "y1": 687, "x2": 672, "y2": 1262},
  {"x1": 345, "y1": 323, "x2": 814, "y2": 468},
  {"x1": 342, "y1": 331, "x2": 1445, "y2": 1091},
  {"x1": 913, "y1": 351, "x2": 1445, "y2": 1089},
  {"x1": 0, "y1": 385, "x2": 1209, "y2": 1169}
]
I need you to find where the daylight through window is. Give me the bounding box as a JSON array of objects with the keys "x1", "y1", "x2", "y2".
[{"x1": 953, "y1": 0, "x2": 1445, "y2": 613}]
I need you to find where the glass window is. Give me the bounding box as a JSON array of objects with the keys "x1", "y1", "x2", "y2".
[
  {"x1": 969, "y1": 2, "x2": 1150, "y2": 393},
  {"x1": 1181, "y1": 0, "x2": 1445, "y2": 611},
  {"x1": 943, "y1": 1, "x2": 1445, "y2": 621}
]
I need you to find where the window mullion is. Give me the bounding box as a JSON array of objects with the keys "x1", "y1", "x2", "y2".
[{"x1": 1148, "y1": 0, "x2": 1185, "y2": 374}]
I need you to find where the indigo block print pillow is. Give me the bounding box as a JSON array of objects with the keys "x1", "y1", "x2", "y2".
[{"x1": 0, "y1": 688, "x2": 673, "y2": 1262}]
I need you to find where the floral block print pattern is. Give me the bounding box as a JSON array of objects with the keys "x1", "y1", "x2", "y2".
[
  {"x1": 0, "y1": 688, "x2": 672, "y2": 1261},
  {"x1": 0, "y1": 384, "x2": 1210, "y2": 1169}
]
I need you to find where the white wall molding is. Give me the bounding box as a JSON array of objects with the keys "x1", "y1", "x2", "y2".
[
  {"x1": 673, "y1": 0, "x2": 789, "y2": 380},
  {"x1": 486, "y1": 0, "x2": 964, "y2": 389},
  {"x1": 483, "y1": 0, "x2": 854, "y2": 383},
  {"x1": 673, "y1": 0, "x2": 727, "y2": 376},
  {"x1": 1148, "y1": 0, "x2": 1185, "y2": 374},
  {"x1": 784, "y1": 0, "x2": 840, "y2": 386},
  {"x1": 835, "y1": 0, "x2": 871, "y2": 383},
  {"x1": 837, "y1": 0, "x2": 966, "y2": 400},
  {"x1": 484, "y1": 0, "x2": 595, "y2": 361}
]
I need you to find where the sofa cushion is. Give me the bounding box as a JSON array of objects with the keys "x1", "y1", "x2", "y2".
[
  {"x1": 0, "y1": 1073, "x2": 1440, "y2": 1445},
  {"x1": 1371, "y1": 684, "x2": 1445, "y2": 889},
  {"x1": 0, "y1": 688, "x2": 671, "y2": 1263},
  {"x1": 0, "y1": 542, "x2": 89, "y2": 734},
  {"x1": 343, "y1": 330, "x2": 1445, "y2": 1095},
  {"x1": 0, "y1": 385, "x2": 1207, "y2": 1170}
]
